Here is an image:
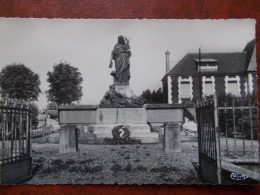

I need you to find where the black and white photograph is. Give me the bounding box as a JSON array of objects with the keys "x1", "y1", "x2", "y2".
[{"x1": 0, "y1": 18, "x2": 258, "y2": 185}]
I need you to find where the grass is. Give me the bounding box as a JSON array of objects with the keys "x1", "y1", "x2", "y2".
[{"x1": 27, "y1": 142, "x2": 200, "y2": 184}]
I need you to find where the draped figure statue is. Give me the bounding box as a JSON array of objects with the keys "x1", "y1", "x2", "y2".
[{"x1": 109, "y1": 35, "x2": 131, "y2": 85}]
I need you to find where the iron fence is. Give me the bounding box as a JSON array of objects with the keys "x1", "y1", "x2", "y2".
[
  {"x1": 196, "y1": 94, "x2": 259, "y2": 184},
  {"x1": 196, "y1": 95, "x2": 222, "y2": 184},
  {"x1": 31, "y1": 111, "x2": 47, "y2": 136},
  {"x1": 0, "y1": 105, "x2": 31, "y2": 165},
  {"x1": 218, "y1": 104, "x2": 258, "y2": 160}
]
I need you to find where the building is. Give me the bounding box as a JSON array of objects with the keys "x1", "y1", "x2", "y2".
[{"x1": 162, "y1": 39, "x2": 257, "y2": 104}]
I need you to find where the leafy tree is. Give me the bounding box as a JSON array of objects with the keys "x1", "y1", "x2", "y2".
[
  {"x1": 46, "y1": 102, "x2": 58, "y2": 110},
  {"x1": 142, "y1": 88, "x2": 163, "y2": 103},
  {"x1": 0, "y1": 63, "x2": 41, "y2": 102},
  {"x1": 46, "y1": 62, "x2": 83, "y2": 105}
]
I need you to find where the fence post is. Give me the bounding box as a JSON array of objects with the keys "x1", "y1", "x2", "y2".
[
  {"x1": 213, "y1": 94, "x2": 222, "y2": 184},
  {"x1": 249, "y1": 103, "x2": 254, "y2": 157},
  {"x1": 224, "y1": 103, "x2": 229, "y2": 155},
  {"x1": 232, "y1": 100, "x2": 237, "y2": 155}
]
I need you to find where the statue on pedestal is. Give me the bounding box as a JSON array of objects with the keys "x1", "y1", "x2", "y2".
[
  {"x1": 100, "y1": 36, "x2": 147, "y2": 107},
  {"x1": 109, "y1": 35, "x2": 131, "y2": 85}
]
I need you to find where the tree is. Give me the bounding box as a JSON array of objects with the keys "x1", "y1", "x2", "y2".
[
  {"x1": 142, "y1": 88, "x2": 163, "y2": 103},
  {"x1": 0, "y1": 63, "x2": 41, "y2": 102},
  {"x1": 46, "y1": 62, "x2": 83, "y2": 105},
  {"x1": 46, "y1": 102, "x2": 58, "y2": 110},
  {"x1": 142, "y1": 89, "x2": 152, "y2": 102}
]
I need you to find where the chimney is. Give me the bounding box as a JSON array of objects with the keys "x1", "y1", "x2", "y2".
[{"x1": 165, "y1": 50, "x2": 170, "y2": 73}]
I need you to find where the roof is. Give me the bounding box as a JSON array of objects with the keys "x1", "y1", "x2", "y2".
[
  {"x1": 165, "y1": 52, "x2": 247, "y2": 78},
  {"x1": 243, "y1": 39, "x2": 257, "y2": 72}
]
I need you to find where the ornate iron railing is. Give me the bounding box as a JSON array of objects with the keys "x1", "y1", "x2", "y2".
[
  {"x1": 218, "y1": 104, "x2": 258, "y2": 160},
  {"x1": 0, "y1": 104, "x2": 31, "y2": 165},
  {"x1": 196, "y1": 95, "x2": 222, "y2": 184}
]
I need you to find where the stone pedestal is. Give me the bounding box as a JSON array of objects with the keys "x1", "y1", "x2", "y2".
[
  {"x1": 59, "y1": 125, "x2": 79, "y2": 153},
  {"x1": 164, "y1": 122, "x2": 181, "y2": 153},
  {"x1": 114, "y1": 85, "x2": 135, "y2": 98},
  {"x1": 84, "y1": 123, "x2": 159, "y2": 144}
]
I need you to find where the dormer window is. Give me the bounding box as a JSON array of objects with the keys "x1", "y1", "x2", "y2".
[{"x1": 194, "y1": 59, "x2": 218, "y2": 72}]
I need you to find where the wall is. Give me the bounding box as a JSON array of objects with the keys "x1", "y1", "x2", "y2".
[
  {"x1": 171, "y1": 76, "x2": 179, "y2": 103},
  {"x1": 252, "y1": 73, "x2": 258, "y2": 94},
  {"x1": 162, "y1": 78, "x2": 168, "y2": 103}
]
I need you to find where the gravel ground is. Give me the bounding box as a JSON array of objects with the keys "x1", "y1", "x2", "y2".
[{"x1": 26, "y1": 142, "x2": 200, "y2": 184}]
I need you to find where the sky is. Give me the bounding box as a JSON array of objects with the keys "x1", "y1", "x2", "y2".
[{"x1": 0, "y1": 19, "x2": 256, "y2": 109}]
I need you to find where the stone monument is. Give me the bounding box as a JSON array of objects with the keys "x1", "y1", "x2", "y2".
[
  {"x1": 108, "y1": 35, "x2": 135, "y2": 98},
  {"x1": 58, "y1": 36, "x2": 184, "y2": 152},
  {"x1": 81, "y1": 35, "x2": 160, "y2": 144}
]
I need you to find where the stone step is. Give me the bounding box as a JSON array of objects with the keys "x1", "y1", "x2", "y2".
[
  {"x1": 140, "y1": 137, "x2": 160, "y2": 144},
  {"x1": 94, "y1": 132, "x2": 159, "y2": 138},
  {"x1": 79, "y1": 123, "x2": 160, "y2": 144},
  {"x1": 95, "y1": 137, "x2": 160, "y2": 144},
  {"x1": 83, "y1": 124, "x2": 151, "y2": 129},
  {"x1": 88, "y1": 128, "x2": 151, "y2": 134},
  {"x1": 79, "y1": 137, "x2": 96, "y2": 144},
  {"x1": 83, "y1": 124, "x2": 152, "y2": 134}
]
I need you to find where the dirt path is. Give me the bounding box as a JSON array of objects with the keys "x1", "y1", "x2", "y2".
[{"x1": 27, "y1": 142, "x2": 200, "y2": 184}]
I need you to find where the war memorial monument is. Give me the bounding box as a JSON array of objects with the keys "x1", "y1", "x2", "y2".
[{"x1": 58, "y1": 35, "x2": 183, "y2": 153}]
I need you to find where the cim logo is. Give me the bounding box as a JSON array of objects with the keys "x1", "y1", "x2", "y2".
[{"x1": 230, "y1": 172, "x2": 249, "y2": 180}]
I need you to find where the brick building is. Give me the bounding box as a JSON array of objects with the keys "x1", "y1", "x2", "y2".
[{"x1": 162, "y1": 39, "x2": 257, "y2": 104}]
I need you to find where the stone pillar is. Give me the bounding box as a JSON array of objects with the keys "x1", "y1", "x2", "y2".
[
  {"x1": 164, "y1": 122, "x2": 181, "y2": 152},
  {"x1": 152, "y1": 125, "x2": 164, "y2": 139},
  {"x1": 59, "y1": 125, "x2": 79, "y2": 153}
]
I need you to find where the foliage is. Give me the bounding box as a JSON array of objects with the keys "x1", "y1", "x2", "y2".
[
  {"x1": 217, "y1": 92, "x2": 257, "y2": 107},
  {"x1": 217, "y1": 93, "x2": 258, "y2": 140},
  {"x1": 0, "y1": 63, "x2": 41, "y2": 102},
  {"x1": 46, "y1": 62, "x2": 83, "y2": 105},
  {"x1": 46, "y1": 102, "x2": 58, "y2": 110},
  {"x1": 29, "y1": 103, "x2": 40, "y2": 129},
  {"x1": 100, "y1": 86, "x2": 147, "y2": 107},
  {"x1": 142, "y1": 88, "x2": 163, "y2": 103},
  {"x1": 103, "y1": 137, "x2": 141, "y2": 145}
]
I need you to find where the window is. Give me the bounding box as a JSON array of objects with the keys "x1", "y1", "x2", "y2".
[
  {"x1": 205, "y1": 81, "x2": 213, "y2": 96},
  {"x1": 202, "y1": 76, "x2": 215, "y2": 97},
  {"x1": 225, "y1": 76, "x2": 241, "y2": 96},
  {"x1": 178, "y1": 76, "x2": 193, "y2": 103},
  {"x1": 227, "y1": 81, "x2": 239, "y2": 96},
  {"x1": 180, "y1": 81, "x2": 191, "y2": 99}
]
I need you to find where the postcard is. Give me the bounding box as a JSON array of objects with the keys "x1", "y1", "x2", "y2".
[{"x1": 0, "y1": 18, "x2": 258, "y2": 185}]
